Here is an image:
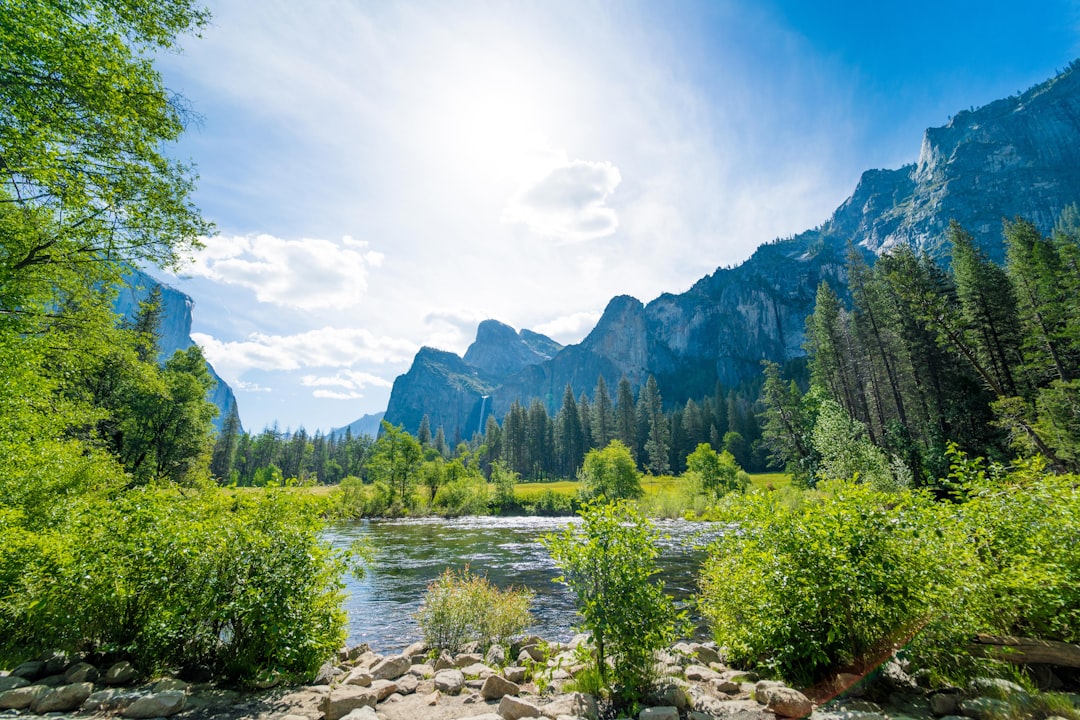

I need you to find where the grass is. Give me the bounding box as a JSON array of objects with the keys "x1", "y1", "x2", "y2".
[{"x1": 515, "y1": 472, "x2": 792, "y2": 501}]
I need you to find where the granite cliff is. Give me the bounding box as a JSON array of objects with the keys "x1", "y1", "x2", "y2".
[
  {"x1": 114, "y1": 270, "x2": 240, "y2": 431},
  {"x1": 384, "y1": 62, "x2": 1080, "y2": 436}
]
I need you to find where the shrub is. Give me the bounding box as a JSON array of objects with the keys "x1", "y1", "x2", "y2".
[
  {"x1": 415, "y1": 567, "x2": 534, "y2": 653},
  {"x1": 579, "y1": 440, "x2": 642, "y2": 500},
  {"x1": 432, "y1": 471, "x2": 490, "y2": 516},
  {"x1": 544, "y1": 500, "x2": 682, "y2": 707}
]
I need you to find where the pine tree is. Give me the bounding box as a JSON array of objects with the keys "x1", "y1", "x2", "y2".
[
  {"x1": 417, "y1": 415, "x2": 432, "y2": 447},
  {"x1": 591, "y1": 375, "x2": 615, "y2": 449},
  {"x1": 637, "y1": 375, "x2": 670, "y2": 474},
  {"x1": 615, "y1": 377, "x2": 638, "y2": 461},
  {"x1": 555, "y1": 384, "x2": 584, "y2": 478}
]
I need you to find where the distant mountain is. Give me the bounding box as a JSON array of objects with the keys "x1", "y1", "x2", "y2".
[
  {"x1": 329, "y1": 411, "x2": 385, "y2": 439},
  {"x1": 385, "y1": 61, "x2": 1080, "y2": 435},
  {"x1": 114, "y1": 269, "x2": 240, "y2": 432}
]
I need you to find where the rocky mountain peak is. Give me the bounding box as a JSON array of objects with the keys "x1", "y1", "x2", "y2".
[{"x1": 463, "y1": 319, "x2": 561, "y2": 383}]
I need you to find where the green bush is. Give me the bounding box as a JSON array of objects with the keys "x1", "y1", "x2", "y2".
[
  {"x1": 544, "y1": 500, "x2": 682, "y2": 707},
  {"x1": 432, "y1": 471, "x2": 490, "y2": 516},
  {"x1": 698, "y1": 480, "x2": 960, "y2": 686},
  {"x1": 414, "y1": 567, "x2": 534, "y2": 653},
  {"x1": 579, "y1": 440, "x2": 642, "y2": 500}
]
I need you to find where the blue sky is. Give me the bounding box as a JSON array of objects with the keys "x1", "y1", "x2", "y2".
[{"x1": 155, "y1": 0, "x2": 1080, "y2": 433}]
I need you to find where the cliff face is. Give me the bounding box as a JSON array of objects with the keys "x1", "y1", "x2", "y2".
[
  {"x1": 384, "y1": 62, "x2": 1080, "y2": 433},
  {"x1": 114, "y1": 270, "x2": 240, "y2": 431}
]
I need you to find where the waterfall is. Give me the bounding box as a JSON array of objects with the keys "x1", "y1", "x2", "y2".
[{"x1": 478, "y1": 395, "x2": 489, "y2": 436}]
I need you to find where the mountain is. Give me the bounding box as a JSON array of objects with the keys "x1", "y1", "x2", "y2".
[
  {"x1": 386, "y1": 62, "x2": 1080, "y2": 434},
  {"x1": 329, "y1": 411, "x2": 385, "y2": 439},
  {"x1": 114, "y1": 269, "x2": 241, "y2": 431}
]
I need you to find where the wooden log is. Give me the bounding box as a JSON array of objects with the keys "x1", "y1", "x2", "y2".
[{"x1": 970, "y1": 634, "x2": 1080, "y2": 668}]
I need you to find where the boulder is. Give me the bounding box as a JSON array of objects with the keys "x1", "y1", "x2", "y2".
[
  {"x1": 320, "y1": 686, "x2": 378, "y2": 720},
  {"x1": 480, "y1": 674, "x2": 520, "y2": 700},
  {"x1": 462, "y1": 662, "x2": 496, "y2": 678},
  {"x1": 486, "y1": 644, "x2": 507, "y2": 666},
  {"x1": 685, "y1": 664, "x2": 720, "y2": 681},
  {"x1": 0, "y1": 684, "x2": 51, "y2": 710},
  {"x1": 639, "y1": 707, "x2": 679, "y2": 720},
  {"x1": 424, "y1": 690, "x2": 440, "y2": 705},
  {"x1": 122, "y1": 691, "x2": 187, "y2": 718},
  {"x1": 435, "y1": 669, "x2": 466, "y2": 694},
  {"x1": 33, "y1": 682, "x2": 93, "y2": 713},
  {"x1": 41, "y1": 651, "x2": 71, "y2": 675},
  {"x1": 83, "y1": 689, "x2": 142, "y2": 713},
  {"x1": 466, "y1": 715, "x2": 504, "y2": 720},
  {"x1": 498, "y1": 694, "x2": 542, "y2": 719},
  {"x1": 711, "y1": 678, "x2": 741, "y2": 694},
  {"x1": 402, "y1": 640, "x2": 427, "y2": 658},
  {"x1": 0, "y1": 676, "x2": 29, "y2": 692},
  {"x1": 410, "y1": 663, "x2": 435, "y2": 678},
  {"x1": 340, "y1": 707, "x2": 378, "y2": 720},
  {"x1": 371, "y1": 654, "x2": 412, "y2": 680},
  {"x1": 435, "y1": 651, "x2": 457, "y2": 671},
  {"x1": 344, "y1": 667, "x2": 374, "y2": 686},
  {"x1": 104, "y1": 661, "x2": 139, "y2": 685},
  {"x1": 540, "y1": 691, "x2": 597, "y2": 720},
  {"x1": 64, "y1": 662, "x2": 100, "y2": 683},
  {"x1": 36, "y1": 673, "x2": 67, "y2": 687},
  {"x1": 647, "y1": 681, "x2": 689, "y2": 710},
  {"x1": 960, "y1": 697, "x2": 1012, "y2": 720},
  {"x1": 370, "y1": 679, "x2": 399, "y2": 701},
  {"x1": 930, "y1": 692, "x2": 960, "y2": 717},
  {"x1": 504, "y1": 666, "x2": 527, "y2": 683},
  {"x1": 758, "y1": 686, "x2": 812, "y2": 718},
  {"x1": 518, "y1": 645, "x2": 545, "y2": 663},
  {"x1": 396, "y1": 675, "x2": 419, "y2": 695},
  {"x1": 691, "y1": 643, "x2": 722, "y2": 666},
  {"x1": 153, "y1": 677, "x2": 188, "y2": 693},
  {"x1": 968, "y1": 677, "x2": 1027, "y2": 700},
  {"x1": 455, "y1": 653, "x2": 484, "y2": 667}
]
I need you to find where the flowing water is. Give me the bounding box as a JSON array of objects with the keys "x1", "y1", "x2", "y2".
[{"x1": 324, "y1": 515, "x2": 721, "y2": 653}]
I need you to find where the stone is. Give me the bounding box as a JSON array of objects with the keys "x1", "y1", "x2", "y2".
[
  {"x1": 456, "y1": 653, "x2": 484, "y2": 667},
  {"x1": 370, "y1": 679, "x2": 399, "y2": 701},
  {"x1": 467, "y1": 715, "x2": 505, "y2": 720},
  {"x1": 122, "y1": 690, "x2": 187, "y2": 718},
  {"x1": 647, "y1": 681, "x2": 689, "y2": 710},
  {"x1": 499, "y1": 694, "x2": 542, "y2": 720},
  {"x1": 518, "y1": 644, "x2": 545, "y2": 662},
  {"x1": 481, "y1": 674, "x2": 520, "y2": 700},
  {"x1": 487, "y1": 644, "x2": 507, "y2": 666},
  {"x1": 0, "y1": 684, "x2": 50, "y2": 710},
  {"x1": 83, "y1": 689, "x2": 142, "y2": 713},
  {"x1": 35, "y1": 672, "x2": 67, "y2": 687},
  {"x1": 639, "y1": 707, "x2": 679, "y2": 720},
  {"x1": 930, "y1": 693, "x2": 960, "y2": 716},
  {"x1": 344, "y1": 667, "x2": 374, "y2": 686},
  {"x1": 711, "y1": 678, "x2": 741, "y2": 694},
  {"x1": 371, "y1": 654, "x2": 412, "y2": 680},
  {"x1": 968, "y1": 677, "x2": 1027, "y2": 700},
  {"x1": 340, "y1": 707, "x2": 378, "y2": 720},
  {"x1": 410, "y1": 663, "x2": 435, "y2": 678},
  {"x1": 691, "y1": 643, "x2": 722, "y2": 666},
  {"x1": 435, "y1": 651, "x2": 457, "y2": 671},
  {"x1": 397, "y1": 674, "x2": 419, "y2": 694},
  {"x1": 462, "y1": 662, "x2": 496, "y2": 678},
  {"x1": 435, "y1": 669, "x2": 466, "y2": 694},
  {"x1": 0, "y1": 677, "x2": 29, "y2": 693},
  {"x1": 320, "y1": 686, "x2": 378, "y2": 720},
  {"x1": 504, "y1": 666, "x2": 527, "y2": 683},
  {"x1": 425, "y1": 690, "x2": 440, "y2": 705},
  {"x1": 41, "y1": 651, "x2": 71, "y2": 675},
  {"x1": 541, "y1": 692, "x2": 598, "y2": 720},
  {"x1": 685, "y1": 664, "x2": 720, "y2": 681},
  {"x1": 11, "y1": 661, "x2": 45, "y2": 680},
  {"x1": 32, "y1": 682, "x2": 93, "y2": 713},
  {"x1": 153, "y1": 677, "x2": 188, "y2": 693},
  {"x1": 403, "y1": 641, "x2": 428, "y2": 659},
  {"x1": 64, "y1": 661, "x2": 99, "y2": 683},
  {"x1": 356, "y1": 651, "x2": 380, "y2": 669},
  {"x1": 104, "y1": 661, "x2": 139, "y2": 685},
  {"x1": 463, "y1": 692, "x2": 483, "y2": 704},
  {"x1": 959, "y1": 697, "x2": 1011, "y2": 720},
  {"x1": 758, "y1": 686, "x2": 812, "y2": 718}
]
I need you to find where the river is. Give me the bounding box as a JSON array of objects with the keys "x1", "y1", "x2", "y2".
[{"x1": 324, "y1": 515, "x2": 721, "y2": 653}]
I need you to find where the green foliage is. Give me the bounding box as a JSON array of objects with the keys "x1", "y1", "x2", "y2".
[
  {"x1": 490, "y1": 461, "x2": 519, "y2": 512},
  {"x1": 368, "y1": 421, "x2": 423, "y2": 508},
  {"x1": 812, "y1": 398, "x2": 908, "y2": 491},
  {"x1": 544, "y1": 500, "x2": 682, "y2": 706},
  {"x1": 579, "y1": 440, "x2": 642, "y2": 501},
  {"x1": 685, "y1": 442, "x2": 748, "y2": 499},
  {"x1": 431, "y1": 463, "x2": 490, "y2": 516},
  {"x1": 414, "y1": 567, "x2": 534, "y2": 653}
]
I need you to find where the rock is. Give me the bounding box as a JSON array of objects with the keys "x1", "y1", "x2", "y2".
[
  {"x1": 487, "y1": 644, "x2": 507, "y2": 666},
  {"x1": 397, "y1": 675, "x2": 419, "y2": 695},
  {"x1": 35, "y1": 672, "x2": 67, "y2": 687},
  {"x1": 685, "y1": 664, "x2": 720, "y2": 681},
  {"x1": 462, "y1": 662, "x2": 496, "y2": 678},
  {"x1": 40, "y1": 651, "x2": 71, "y2": 675},
  {"x1": 122, "y1": 690, "x2": 187, "y2": 718},
  {"x1": 153, "y1": 677, "x2": 189, "y2": 693},
  {"x1": 691, "y1": 643, "x2": 722, "y2": 666},
  {"x1": 541, "y1": 691, "x2": 597, "y2": 720},
  {"x1": 370, "y1": 679, "x2": 399, "y2": 701},
  {"x1": 960, "y1": 697, "x2": 1012, "y2": 719},
  {"x1": 467, "y1": 715, "x2": 505, "y2": 720},
  {"x1": 410, "y1": 663, "x2": 435, "y2": 678},
  {"x1": 0, "y1": 684, "x2": 50, "y2": 710},
  {"x1": 481, "y1": 674, "x2": 520, "y2": 700},
  {"x1": 647, "y1": 681, "x2": 689, "y2": 710},
  {"x1": 356, "y1": 651, "x2": 380, "y2": 669},
  {"x1": 499, "y1": 694, "x2": 542, "y2": 719},
  {"x1": 456, "y1": 653, "x2": 484, "y2": 667},
  {"x1": 403, "y1": 641, "x2": 427, "y2": 659},
  {"x1": 320, "y1": 686, "x2": 378, "y2": 720},
  {"x1": 11, "y1": 660, "x2": 45, "y2": 680},
  {"x1": 435, "y1": 651, "x2": 457, "y2": 671},
  {"x1": 711, "y1": 678, "x2": 741, "y2": 694},
  {"x1": 344, "y1": 667, "x2": 374, "y2": 686},
  {"x1": 504, "y1": 666, "x2": 527, "y2": 683},
  {"x1": 758, "y1": 686, "x2": 812, "y2": 718},
  {"x1": 930, "y1": 692, "x2": 960, "y2": 716},
  {"x1": 518, "y1": 644, "x2": 545, "y2": 662},
  {"x1": 340, "y1": 708, "x2": 378, "y2": 720},
  {"x1": 425, "y1": 690, "x2": 440, "y2": 705},
  {"x1": 371, "y1": 654, "x2": 412, "y2": 680},
  {"x1": 32, "y1": 682, "x2": 93, "y2": 713},
  {"x1": 83, "y1": 689, "x2": 142, "y2": 713},
  {"x1": 435, "y1": 669, "x2": 466, "y2": 694},
  {"x1": 753, "y1": 679, "x2": 785, "y2": 699},
  {"x1": 967, "y1": 677, "x2": 1027, "y2": 700},
  {"x1": 463, "y1": 691, "x2": 483, "y2": 704},
  {"x1": 0, "y1": 677, "x2": 29, "y2": 692},
  {"x1": 639, "y1": 707, "x2": 679, "y2": 720},
  {"x1": 63, "y1": 661, "x2": 99, "y2": 683},
  {"x1": 341, "y1": 643, "x2": 372, "y2": 663},
  {"x1": 104, "y1": 661, "x2": 139, "y2": 685}
]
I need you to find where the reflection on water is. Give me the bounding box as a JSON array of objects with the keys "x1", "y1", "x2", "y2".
[{"x1": 324, "y1": 515, "x2": 719, "y2": 653}]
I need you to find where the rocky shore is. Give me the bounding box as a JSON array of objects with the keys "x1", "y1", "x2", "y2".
[{"x1": 2, "y1": 639, "x2": 1077, "y2": 720}]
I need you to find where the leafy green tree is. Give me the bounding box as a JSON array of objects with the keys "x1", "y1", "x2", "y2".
[
  {"x1": 369, "y1": 422, "x2": 423, "y2": 506},
  {"x1": 758, "y1": 361, "x2": 819, "y2": 484},
  {"x1": 544, "y1": 500, "x2": 682, "y2": 707},
  {"x1": 490, "y1": 460, "x2": 519, "y2": 512},
  {"x1": 685, "y1": 443, "x2": 747, "y2": 498},
  {"x1": 579, "y1": 440, "x2": 642, "y2": 500}
]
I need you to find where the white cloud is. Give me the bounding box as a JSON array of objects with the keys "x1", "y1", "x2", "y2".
[
  {"x1": 313, "y1": 389, "x2": 365, "y2": 400},
  {"x1": 301, "y1": 370, "x2": 393, "y2": 401},
  {"x1": 182, "y1": 234, "x2": 384, "y2": 310},
  {"x1": 192, "y1": 328, "x2": 416, "y2": 385},
  {"x1": 502, "y1": 158, "x2": 622, "y2": 242},
  {"x1": 533, "y1": 311, "x2": 603, "y2": 345}
]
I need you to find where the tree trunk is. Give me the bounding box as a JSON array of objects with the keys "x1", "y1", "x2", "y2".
[{"x1": 970, "y1": 634, "x2": 1080, "y2": 668}]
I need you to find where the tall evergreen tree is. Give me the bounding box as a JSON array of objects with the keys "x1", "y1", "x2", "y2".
[
  {"x1": 591, "y1": 375, "x2": 615, "y2": 449},
  {"x1": 637, "y1": 375, "x2": 670, "y2": 474},
  {"x1": 615, "y1": 377, "x2": 638, "y2": 461}
]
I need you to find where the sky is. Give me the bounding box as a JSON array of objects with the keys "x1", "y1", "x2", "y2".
[{"x1": 154, "y1": 0, "x2": 1080, "y2": 434}]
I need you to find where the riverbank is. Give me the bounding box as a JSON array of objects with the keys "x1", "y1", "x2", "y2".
[{"x1": 4, "y1": 637, "x2": 1073, "y2": 720}]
